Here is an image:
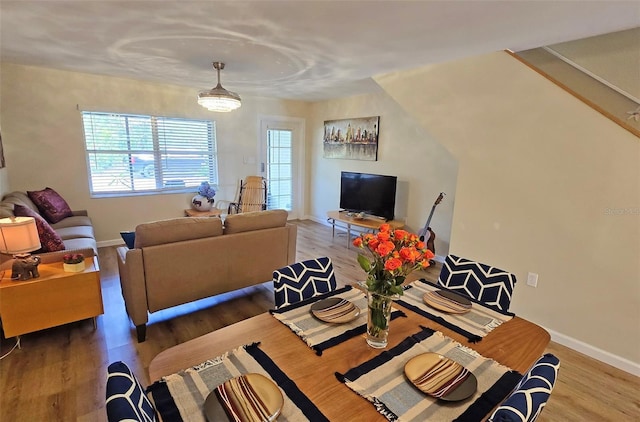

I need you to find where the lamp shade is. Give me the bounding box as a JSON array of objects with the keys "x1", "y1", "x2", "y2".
[{"x1": 0, "y1": 217, "x2": 41, "y2": 254}]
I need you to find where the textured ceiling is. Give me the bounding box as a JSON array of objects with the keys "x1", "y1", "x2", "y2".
[{"x1": 1, "y1": 1, "x2": 639, "y2": 101}]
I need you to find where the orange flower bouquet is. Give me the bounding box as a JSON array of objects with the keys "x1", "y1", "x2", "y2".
[
  {"x1": 353, "y1": 224, "x2": 434, "y2": 297},
  {"x1": 353, "y1": 223, "x2": 434, "y2": 347}
]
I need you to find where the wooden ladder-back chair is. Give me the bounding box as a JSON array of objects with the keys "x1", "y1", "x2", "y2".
[{"x1": 228, "y1": 176, "x2": 267, "y2": 214}]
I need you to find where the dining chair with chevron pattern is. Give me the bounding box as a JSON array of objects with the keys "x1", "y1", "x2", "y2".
[
  {"x1": 438, "y1": 254, "x2": 517, "y2": 312},
  {"x1": 273, "y1": 256, "x2": 337, "y2": 309}
]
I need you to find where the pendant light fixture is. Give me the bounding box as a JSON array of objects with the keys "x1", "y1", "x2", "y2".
[{"x1": 197, "y1": 61, "x2": 241, "y2": 112}]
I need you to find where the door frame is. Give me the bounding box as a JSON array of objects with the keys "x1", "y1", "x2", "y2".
[{"x1": 258, "y1": 115, "x2": 305, "y2": 220}]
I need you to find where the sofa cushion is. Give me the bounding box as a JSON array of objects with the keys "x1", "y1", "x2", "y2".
[
  {"x1": 135, "y1": 217, "x2": 223, "y2": 248},
  {"x1": 50, "y1": 215, "x2": 93, "y2": 229},
  {"x1": 55, "y1": 226, "x2": 95, "y2": 240},
  {"x1": 61, "y1": 238, "x2": 97, "y2": 254},
  {"x1": 27, "y1": 187, "x2": 74, "y2": 224},
  {"x1": 223, "y1": 209, "x2": 288, "y2": 235},
  {"x1": 14, "y1": 204, "x2": 65, "y2": 253}
]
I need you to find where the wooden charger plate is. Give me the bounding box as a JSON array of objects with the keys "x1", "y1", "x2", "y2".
[
  {"x1": 310, "y1": 297, "x2": 360, "y2": 324},
  {"x1": 404, "y1": 352, "x2": 477, "y2": 401},
  {"x1": 204, "y1": 373, "x2": 283, "y2": 422},
  {"x1": 423, "y1": 289, "x2": 472, "y2": 314}
]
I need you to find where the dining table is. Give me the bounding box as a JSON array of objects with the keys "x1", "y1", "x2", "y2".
[{"x1": 148, "y1": 282, "x2": 550, "y2": 421}]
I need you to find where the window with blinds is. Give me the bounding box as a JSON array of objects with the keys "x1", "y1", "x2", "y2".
[{"x1": 81, "y1": 112, "x2": 218, "y2": 196}]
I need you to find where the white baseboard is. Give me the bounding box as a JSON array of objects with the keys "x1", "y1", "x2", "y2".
[{"x1": 545, "y1": 327, "x2": 640, "y2": 376}]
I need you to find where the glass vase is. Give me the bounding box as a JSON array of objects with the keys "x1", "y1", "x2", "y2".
[{"x1": 366, "y1": 291, "x2": 394, "y2": 348}]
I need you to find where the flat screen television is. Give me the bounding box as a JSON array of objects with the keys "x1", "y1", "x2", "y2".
[{"x1": 340, "y1": 171, "x2": 397, "y2": 221}]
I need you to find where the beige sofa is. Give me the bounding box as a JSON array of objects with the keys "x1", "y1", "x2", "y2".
[
  {"x1": 116, "y1": 209, "x2": 297, "y2": 342},
  {"x1": 0, "y1": 191, "x2": 97, "y2": 266}
]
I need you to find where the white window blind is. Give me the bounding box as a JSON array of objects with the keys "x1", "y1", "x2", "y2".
[{"x1": 81, "y1": 112, "x2": 217, "y2": 196}]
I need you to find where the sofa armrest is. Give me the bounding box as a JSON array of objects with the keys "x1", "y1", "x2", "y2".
[
  {"x1": 116, "y1": 246, "x2": 149, "y2": 328},
  {"x1": 286, "y1": 223, "x2": 297, "y2": 265},
  {"x1": 72, "y1": 210, "x2": 89, "y2": 216}
]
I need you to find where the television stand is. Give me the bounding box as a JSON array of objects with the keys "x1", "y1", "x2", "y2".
[{"x1": 327, "y1": 210, "x2": 405, "y2": 248}]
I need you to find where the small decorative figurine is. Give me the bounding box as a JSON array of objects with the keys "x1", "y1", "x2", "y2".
[{"x1": 11, "y1": 254, "x2": 41, "y2": 280}]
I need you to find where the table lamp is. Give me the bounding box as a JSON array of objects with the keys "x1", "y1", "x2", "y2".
[{"x1": 0, "y1": 216, "x2": 42, "y2": 279}]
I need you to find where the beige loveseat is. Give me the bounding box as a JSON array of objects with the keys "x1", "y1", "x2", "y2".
[
  {"x1": 116, "y1": 209, "x2": 297, "y2": 342},
  {"x1": 0, "y1": 191, "x2": 97, "y2": 267}
]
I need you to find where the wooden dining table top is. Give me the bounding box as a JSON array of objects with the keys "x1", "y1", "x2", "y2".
[{"x1": 149, "y1": 294, "x2": 550, "y2": 421}]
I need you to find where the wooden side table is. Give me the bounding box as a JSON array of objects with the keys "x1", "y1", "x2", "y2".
[
  {"x1": 184, "y1": 208, "x2": 223, "y2": 218},
  {"x1": 0, "y1": 256, "x2": 103, "y2": 338},
  {"x1": 327, "y1": 210, "x2": 405, "y2": 248}
]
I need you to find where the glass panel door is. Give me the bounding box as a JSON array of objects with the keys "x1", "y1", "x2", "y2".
[
  {"x1": 266, "y1": 129, "x2": 293, "y2": 211},
  {"x1": 260, "y1": 117, "x2": 303, "y2": 219}
]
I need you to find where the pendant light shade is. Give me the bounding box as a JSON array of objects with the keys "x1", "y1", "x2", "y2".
[{"x1": 198, "y1": 62, "x2": 241, "y2": 112}]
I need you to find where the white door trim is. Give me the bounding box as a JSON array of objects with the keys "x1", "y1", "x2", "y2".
[{"x1": 258, "y1": 115, "x2": 305, "y2": 219}]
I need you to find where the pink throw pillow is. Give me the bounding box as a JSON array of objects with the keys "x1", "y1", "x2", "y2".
[
  {"x1": 13, "y1": 204, "x2": 66, "y2": 252},
  {"x1": 27, "y1": 187, "x2": 73, "y2": 224}
]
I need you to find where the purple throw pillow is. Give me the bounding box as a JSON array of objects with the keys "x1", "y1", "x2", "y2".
[
  {"x1": 13, "y1": 204, "x2": 65, "y2": 252},
  {"x1": 27, "y1": 187, "x2": 73, "y2": 224}
]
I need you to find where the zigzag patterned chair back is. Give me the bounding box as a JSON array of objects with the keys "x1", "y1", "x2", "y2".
[
  {"x1": 438, "y1": 254, "x2": 517, "y2": 312},
  {"x1": 273, "y1": 257, "x2": 337, "y2": 309},
  {"x1": 106, "y1": 361, "x2": 156, "y2": 422},
  {"x1": 488, "y1": 353, "x2": 560, "y2": 422}
]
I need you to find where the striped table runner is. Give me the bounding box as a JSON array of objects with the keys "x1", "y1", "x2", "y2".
[
  {"x1": 147, "y1": 343, "x2": 328, "y2": 422},
  {"x1": 336, "y1": 326, "x2": 522, "y2": 422},
  {"x1": 396, "y1": 280, "x2": 514, "y2": 342},
  {"x1": 270, "y1": 286, "x2": 406, "y2": 355}
]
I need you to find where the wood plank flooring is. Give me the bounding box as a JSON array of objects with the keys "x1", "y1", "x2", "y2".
[{"x1": 0, "y1": 219, "x2": 638, "y2": 421}]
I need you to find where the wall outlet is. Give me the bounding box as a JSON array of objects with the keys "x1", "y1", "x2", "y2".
[{"x1": 527, "y1": 272, "x2": 539, "y2": 287}]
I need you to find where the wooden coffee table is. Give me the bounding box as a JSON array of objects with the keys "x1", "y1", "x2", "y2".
[
  {"x1": 0, "y1": 256, "x2": 103, "y2": 338},
  {"x1": 327, "y1": 210, "x2": 405, "y2": 248}
]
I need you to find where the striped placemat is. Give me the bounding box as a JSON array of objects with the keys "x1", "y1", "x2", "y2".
[
  {"x1": 336, "y1": 326, "x2": 522, "y2": 422},
  {"x1": 147, "y1": 343, "x2": 329, "y2": 422},
  {"x1": 270, "y1": 286, "x2": 406, "y2": 355},
  {"x1": 396, "y1": 280, "x2": 514, "y2": 343}
]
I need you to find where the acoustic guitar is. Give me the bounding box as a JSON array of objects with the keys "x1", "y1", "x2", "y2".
[{"x1": 418, "y1": 192, "x2": 445, "y2": 260}]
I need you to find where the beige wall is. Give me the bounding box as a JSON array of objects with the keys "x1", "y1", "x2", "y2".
[
  {"x1": 375, "y1": 51, "x2": 640, "y2": 368},
  {"x1": 0, "y1": 63, "x2": 309, "y2": 241},
  {"x1": 306, "y1": 92, "x2": 458, "y2": 257}
]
